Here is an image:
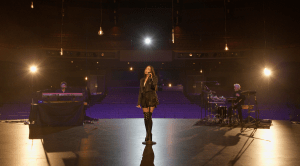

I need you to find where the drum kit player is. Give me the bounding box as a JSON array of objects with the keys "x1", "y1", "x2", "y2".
[{"x1": 201, "y1": 89, "x2": 259, "y2": 127}]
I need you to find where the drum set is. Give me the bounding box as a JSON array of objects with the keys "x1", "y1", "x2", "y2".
[{"x1": 201, "y1": 88, "x2": 260, "y2": 127}]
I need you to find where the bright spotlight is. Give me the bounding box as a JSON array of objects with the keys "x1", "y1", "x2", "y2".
[
  {"x1": 30, "y1": 66, "x2": 37, "y2": 73},
  {"x1": 264, "y1": 68, "x2": 271, "y2": 76},
  {"x1": 169, "y1": 83, "x2": 172, "y2": 87},
  {"x1": 144, "y1": 38, "x2": 151, "y2": 45}
]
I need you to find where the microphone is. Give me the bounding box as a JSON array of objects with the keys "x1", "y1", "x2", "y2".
[{"x1": 148, "y1": 72, "x2": 152, "y2": 79}]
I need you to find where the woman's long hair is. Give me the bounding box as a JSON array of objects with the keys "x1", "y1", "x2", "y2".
[
  {"x1": 143, "y1": 65, "x2": 157, "y2": 91},
  {"x1": 143, "y1": 65, "x2": 156, "y2": 78}
]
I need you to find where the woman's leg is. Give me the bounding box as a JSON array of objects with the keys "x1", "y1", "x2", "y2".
[
  {"x1": 143, "y1": 108, "x2": 150, "y2": 141},
  {"x1": 150, "y1": 107, "x2": 155, "y2": 113},
  {"x1": 142, "y1": 108, "x2": 149, "y2": 113},
  {"x1": 147, "y1": 107, "x2": 155, "y2": 141}
]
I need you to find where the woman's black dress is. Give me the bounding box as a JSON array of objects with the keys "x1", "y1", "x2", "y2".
[{"x1": 137, "y1": 76, "x2": 159, "y2": 108}]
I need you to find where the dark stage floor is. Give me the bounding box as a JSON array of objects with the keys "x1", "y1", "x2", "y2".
[{"x1": 0, "y1": 119, "x2": 299, "y2": 166}]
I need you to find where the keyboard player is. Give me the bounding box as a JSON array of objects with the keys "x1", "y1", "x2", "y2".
[{"x1": 55, "y1": 81, "x2": 70, "y2": 93}]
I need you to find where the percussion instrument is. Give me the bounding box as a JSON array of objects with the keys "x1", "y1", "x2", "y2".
[
  {"x1": 217, "y1": 106, "x2": 227, "y2": 118},
  {"x1": 241, "y1": 105, "x2": 254, "y2": 110}
]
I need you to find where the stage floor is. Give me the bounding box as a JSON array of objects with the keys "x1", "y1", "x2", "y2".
[{"x1": 0, "y1": 119, "x2": 299, "y2": 166}]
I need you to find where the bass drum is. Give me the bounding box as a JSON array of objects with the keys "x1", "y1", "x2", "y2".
[{"x1": 217, "y1": 106, "x2": 227, "y2": 118}]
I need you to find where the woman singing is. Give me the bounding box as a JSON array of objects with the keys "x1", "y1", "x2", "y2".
[{"x1": 136, "y1": 65, "x2": 159, "y2": 143}]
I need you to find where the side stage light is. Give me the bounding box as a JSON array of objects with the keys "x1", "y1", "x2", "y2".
[
  {"x1": 264, "y1": 68, "x2": 271, "y2": 76},
  {"x1": 30, "y1": 66, "x2": 37, "y2": 73},
  {"x1": 144, "y1": 38, "x2": 151, "y2": 45}
]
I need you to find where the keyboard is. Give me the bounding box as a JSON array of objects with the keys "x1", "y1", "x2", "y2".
[
  {"x1": 42, "y1": 101, "x2": 87, "y2": 105},
  {"x1": 42, "y1": 93, "x2": 83, "y2": 97}
]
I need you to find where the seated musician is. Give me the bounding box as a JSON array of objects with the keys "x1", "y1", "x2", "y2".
[
  {"x1": 55, "y1": 81, "x2": 70, "y2": 93},
  {"x1": 228, "y1": 83, "x2": 246, "y2": 126}
]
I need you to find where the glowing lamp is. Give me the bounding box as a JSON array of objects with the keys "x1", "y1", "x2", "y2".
[
  {"x1": 264, "y1": 68, "x2": 271, "y2": 76},
  {"x1": 98, "y1": 27, "x2": 104, "y2": 35},
  {"x1": 172, "y1": 28, "x2": 174, "y2": 43},
  {"x1": 225, "y1": 43, "x2": 229, "y2": 51},
  {"x1": 30, "y1": 66, "x2": 37, "y2": 73},
  {"x1": 145, "y1": 38, "x2": 151, "y2": 45}
]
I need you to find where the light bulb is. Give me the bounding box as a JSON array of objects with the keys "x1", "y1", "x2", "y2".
[
  {"x1": 30, "y1": 66, "x2": 37, "y2": 73},
  {"x1": 225, "y1": 43, "x2": 229, "y2": 51},
  {"x1": 172, "y1": 28, "x2": 174, "y2": 43},
  {"x1": 31, "y1": 1, "x2": 34, "y2": 9},
  {"x1": 60, "y1": 48, "x2": 63, "y2": 55},
  {"x1": 145, "y1": 38, "x2": 151, "y2": 45},
  {"x1": 98, "y1": 27, "x2": 104, "y2": 35},
  {"x1": 264, "y1": 68, "x2": 271, "y2": 76}
]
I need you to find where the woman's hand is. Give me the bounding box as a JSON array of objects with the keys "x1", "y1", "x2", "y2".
[
  {"x1": 146, "y1": 73, "x2": 152, "y2": 78},
  {"x1": 136, "y1": 105, "x2": 141, "y2": 108}
]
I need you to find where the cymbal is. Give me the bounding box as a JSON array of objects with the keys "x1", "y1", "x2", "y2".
[{"x1": 241, "y1": 90, "x2": 256, "y2": 95}]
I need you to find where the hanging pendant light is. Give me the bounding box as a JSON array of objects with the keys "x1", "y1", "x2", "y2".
[
  {"x1": 171, "y1": 0, "x2": 174, "y2": 43},
  {"x1": 224, "y1": 0, "x2": 229, "y2": 51},
  {"x1": 172, "y1": 28, "x2": 174, "y2": 43},
  {"x1": 98, "y1": 27, "x2": 104, "y2": 35},
  {"x1": 98, "y1": 1, "x2": 104, "y2": 35},
  {"x1": 60, "y1": 0, "x2": 64, "y2": 55},
  {"x1": 225, "y1": 43, "x2": 229, "y2": 51},
  {"x1": 31, "y1": 1, "x2": 34, "y2": 8}
]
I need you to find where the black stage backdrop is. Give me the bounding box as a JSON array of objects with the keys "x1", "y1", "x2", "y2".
[{"x1": 33, "y1": 102, "x2": 85, "y2": 126}]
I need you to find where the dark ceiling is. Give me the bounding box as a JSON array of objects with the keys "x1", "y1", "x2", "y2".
[{"x1": 0, "y1": 0, "x2": 299, "y2": 51}]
